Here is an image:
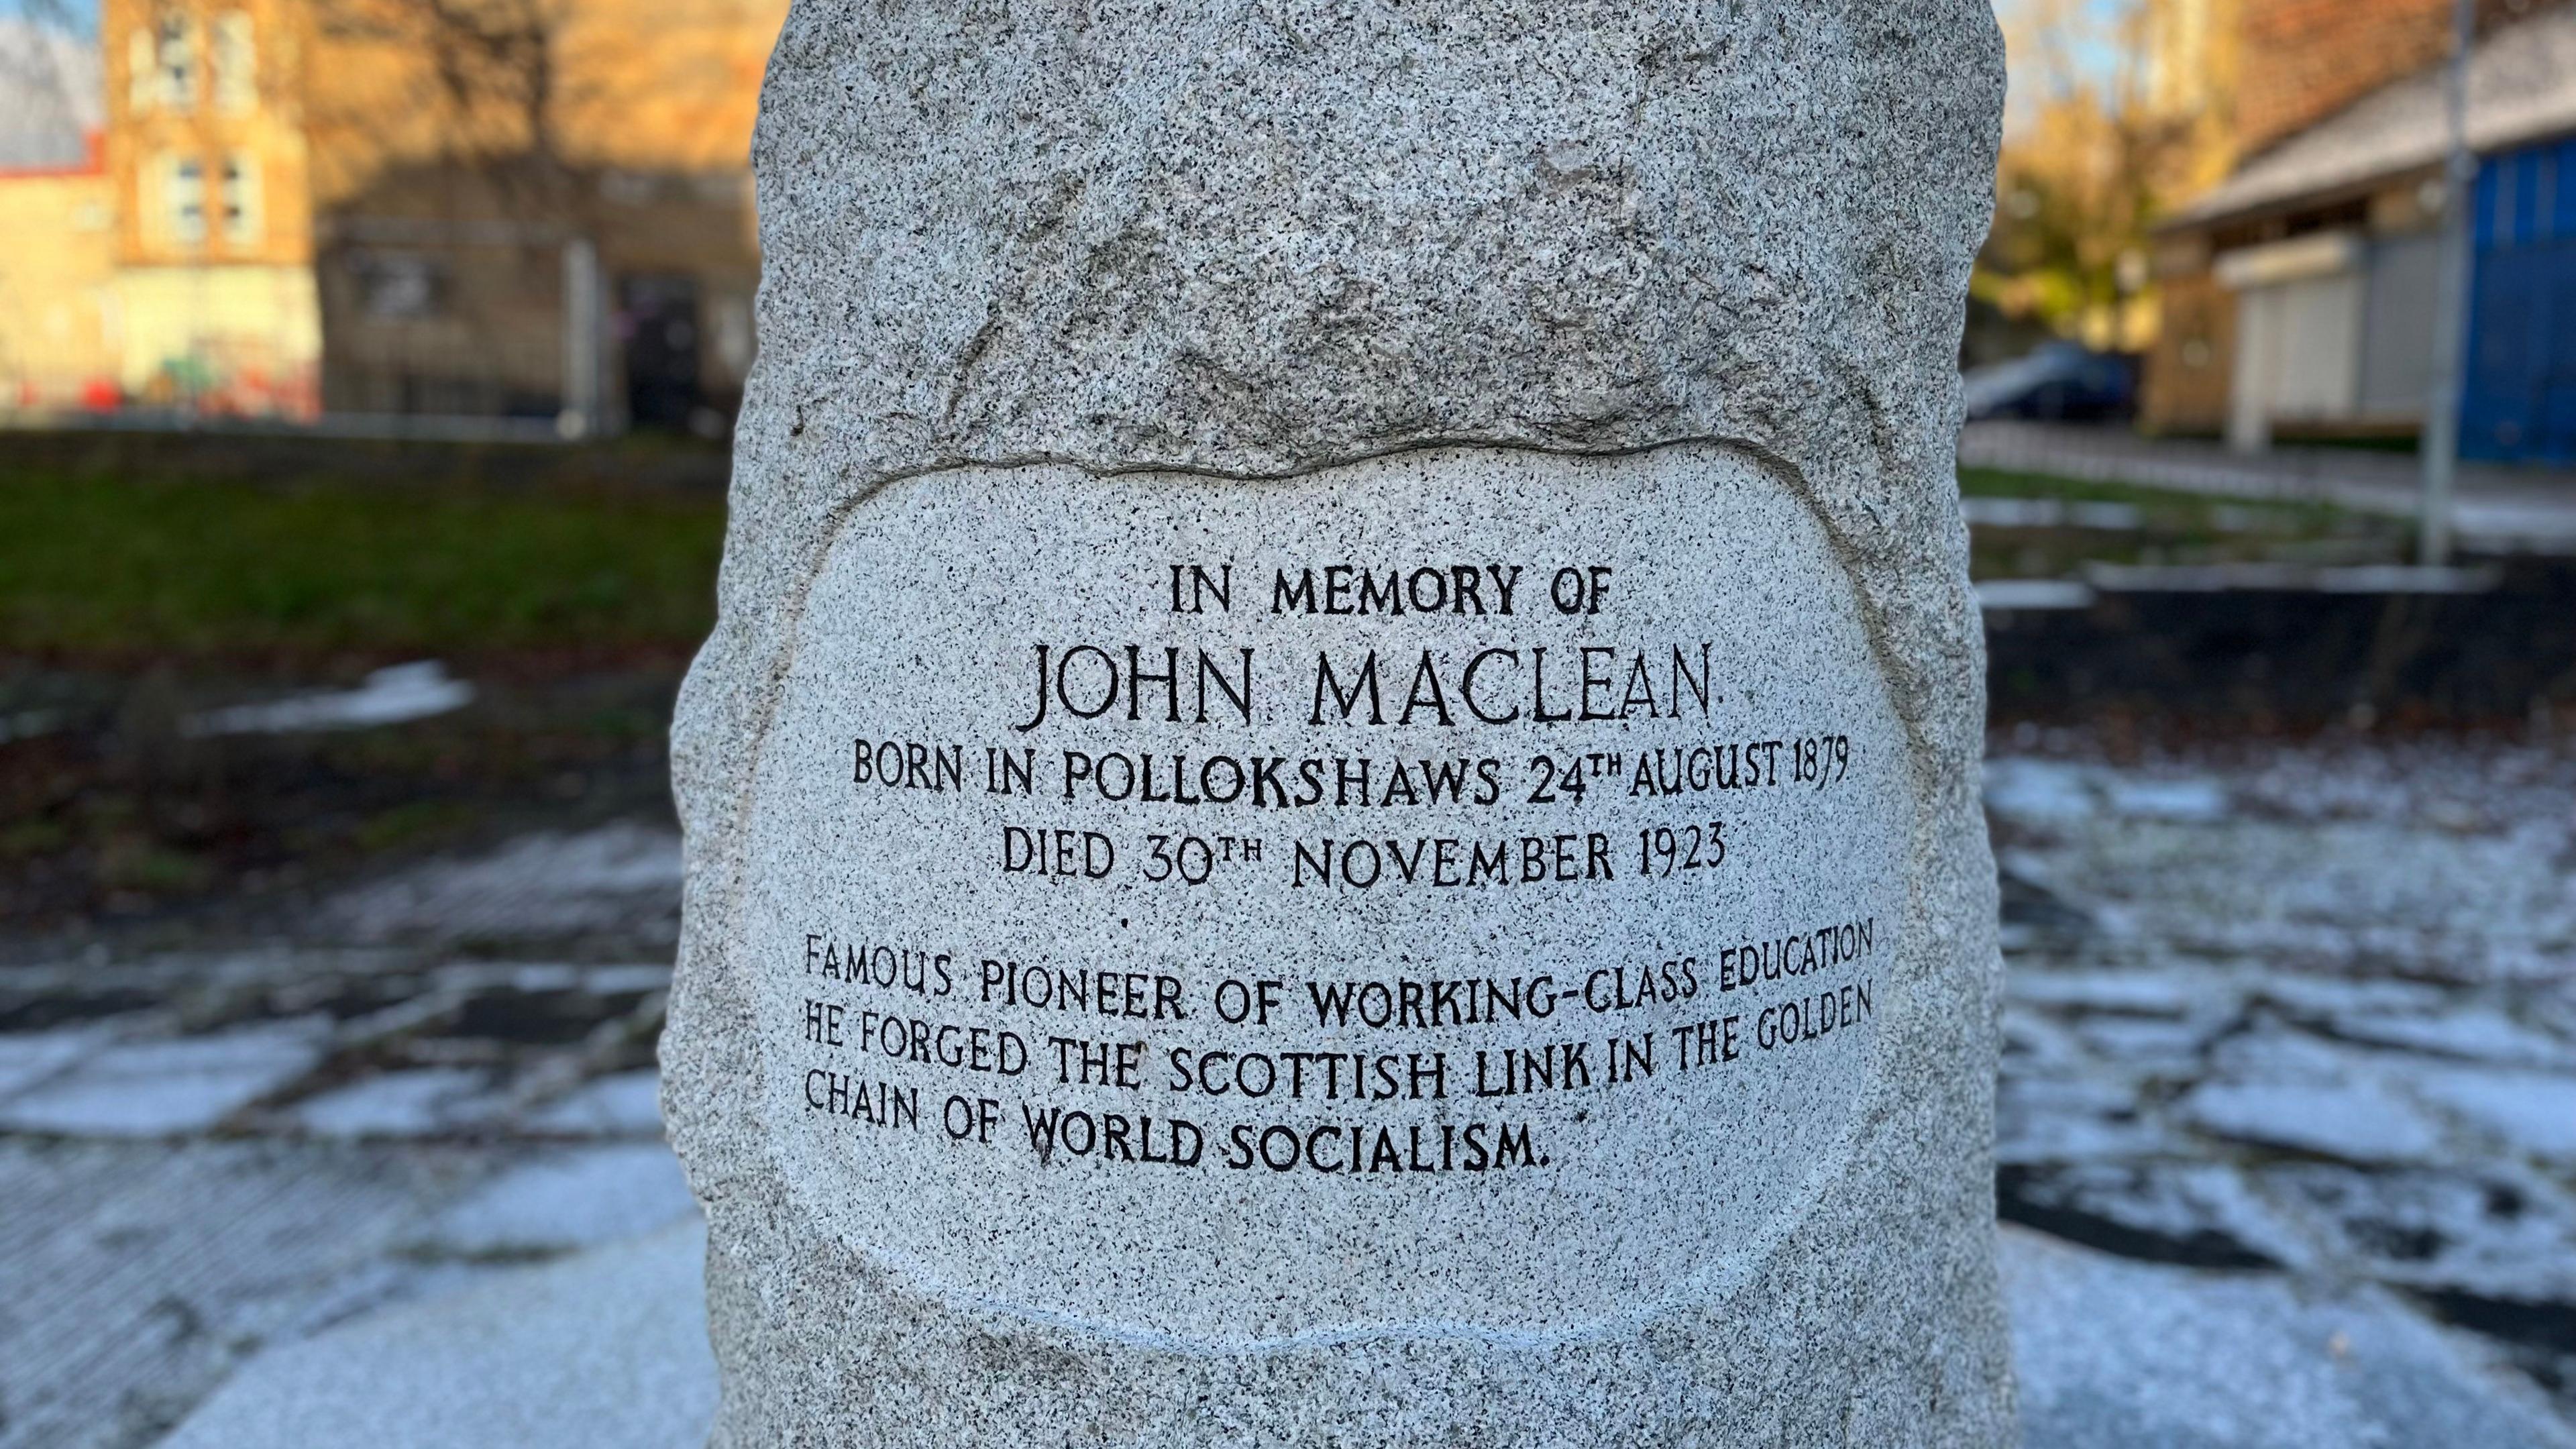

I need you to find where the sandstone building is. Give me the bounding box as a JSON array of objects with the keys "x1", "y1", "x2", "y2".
[
  {"x1": 1, "y1": 0, "x2": 782, "y2": 430},
  {"x1": 0, "y1": 23, "x2": 122, "y2": 411}
]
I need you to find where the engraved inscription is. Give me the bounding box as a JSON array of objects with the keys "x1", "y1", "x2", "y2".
[{"x1": 741, "y1": 446, "x2": 1909, "y2": 1344}]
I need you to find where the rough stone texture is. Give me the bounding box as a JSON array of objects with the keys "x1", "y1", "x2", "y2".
[{"x1": 665, "y1": 3, "x2": 2010, "y2": 1444}]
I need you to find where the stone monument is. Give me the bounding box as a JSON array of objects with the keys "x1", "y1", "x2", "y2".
[{"x1": 666, "y1": 2, "x2": 2010, "y2": 1443}]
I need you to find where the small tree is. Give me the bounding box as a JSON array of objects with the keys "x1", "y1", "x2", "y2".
[{"x1": 1980, "y1": 0, "x2": 2230, "y2": 354}]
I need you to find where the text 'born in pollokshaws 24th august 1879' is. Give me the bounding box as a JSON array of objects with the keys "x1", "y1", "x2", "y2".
[{"x1": 790, "y1": 555, "x2": 1882, "y2": 1181}]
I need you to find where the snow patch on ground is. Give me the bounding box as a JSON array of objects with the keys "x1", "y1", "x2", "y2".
[
  {"x1": 2005, "y1": 1225, "x2": 2576, "y2": 1449},
  {"x1": 421, "y1": 1145, "x2": 696, "y2": 1258},
  {"x1": 2407, "y1": 1067, "x2": 2576, "y2": 1161},
  {"x1": 0, "y1": 1024, "x2": 330, "y2": 1136},
  {"x1": 0, "y1": 1026, "x2": 117, "y2": 1100},
  {"x1": 2179, "y1": 1080, "x2": 2447, "y2": 1165},
  {"x1": 186, "y1": 662, "x2": 474, "y2": 737},
  {"x1": 526, "y1": 1072, "x2": 665, "y2": 1138},
  {"x1": 321, "y1": 823, "x2": 684, "y2": 945},
  {"x1": 292, "y1": 1070, "x2": 504, "y2": 1139}
]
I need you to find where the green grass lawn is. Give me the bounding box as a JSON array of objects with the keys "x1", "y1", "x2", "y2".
[
  {"x1": 0, "y1": 453, "x2": 2414, "y2": 665},
  {"x1": 1956, "y1": 464, "x2": 2406, "y2": 577},
  {"x1": 1955, "y1": 464, "x2": 2352, "y2": 525},
  {"x1": 0, "y1": 466, "x2": 726, "y2": 661}
]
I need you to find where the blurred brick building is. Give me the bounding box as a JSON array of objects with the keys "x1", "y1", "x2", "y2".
[
  {"x1": 292, "y1": 0, "x2": 778, "y2": 432},
  {"x1": 103, "y1": 0, "x2": 323, "y2": 415},
  {"x1": 2233, "y1": 0, "x2": 2508, "y2": 156},
  {"x1": 0, "y1": 0, "x2": 781, "y2": 431},
  {"x1": 2143, "y1": 0, "x2": 2576, "y2": 464},
  {"x1": 0, "y1": 23, "x2": 122, "y2": 411}
]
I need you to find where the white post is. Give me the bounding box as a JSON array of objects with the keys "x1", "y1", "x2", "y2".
[
  {"x1": 2419, "y1": 0, "x2": 2475, "y2": 566},
  {"x1": 559, "y1": 237, "x2": 601, "y2": 439}
]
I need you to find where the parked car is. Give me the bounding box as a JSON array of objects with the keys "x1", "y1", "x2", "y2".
[{"x1": 1962, "y1": 341, "x2": 2137, "y2": 421}]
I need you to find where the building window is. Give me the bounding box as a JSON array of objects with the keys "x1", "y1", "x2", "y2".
[
  {"x1": 166, "y1": 154, "x2": 206, "y2": 246},
  {"x1": 350, "y1": 252, "x2": 446, "y2": 319},
  {"x1": 157, "y1": 14, "x2": 196, "y2": 113},
  {"x1": 213, "y1": 12, "x2": 254, "y2": 113},
  {"x1": 221, "y1": 152, "x2": 260, "y2": 246},
  {"x1": 127, "y1": 28, "x2": 156, "y2": 111}
]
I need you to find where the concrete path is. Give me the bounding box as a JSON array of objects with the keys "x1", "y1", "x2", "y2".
[{"x1": 1960, "y1": 421, "x2": 2576, "y2": 555}]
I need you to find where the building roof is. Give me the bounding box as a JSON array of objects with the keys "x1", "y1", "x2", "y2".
[
  {"x1": 2172, "y1": 3, "x2": 2576, "y2": 227},
  {"x1": 0, "y1": 21, "x2": 101, "y2": 173}
]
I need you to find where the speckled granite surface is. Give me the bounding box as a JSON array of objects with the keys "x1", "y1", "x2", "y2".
[{"x1": 663, "y1": 3, "x2": 2012, "y2": 1442}]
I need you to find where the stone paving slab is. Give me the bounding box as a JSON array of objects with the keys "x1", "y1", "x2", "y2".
[
  {"x1": 0, "y1": 1025, "x2": 331, "y2": 1138},
  {"x1": 2006, "y1": 1226, "x2": 2576, "y2": 1449},
  {"x1": 157, "y1": 1220, "x2": 714, "y2": 1449},
  {"x1": 0, "y1": 1140, "x2": 501, "y2": 1449}
]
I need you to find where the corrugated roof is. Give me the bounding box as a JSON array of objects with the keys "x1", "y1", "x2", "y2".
[{"x1": 2171, "y1": 4, "x2": 2576, "y2": 227}]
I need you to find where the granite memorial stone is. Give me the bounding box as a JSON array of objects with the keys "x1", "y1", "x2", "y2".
[{"x1": 666, "y1": 3, "x2": 2010, "y2": 1443}]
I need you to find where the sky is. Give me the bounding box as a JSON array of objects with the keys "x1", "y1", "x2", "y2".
[
  {"x1": 0, "y1": 0, "x2": 87, "y2": 35},
  {"x1": 1994, "y1": 0, "x2": 2144, "y2": 134}
]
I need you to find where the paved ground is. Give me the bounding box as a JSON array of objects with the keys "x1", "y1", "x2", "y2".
[
  {"x1": 144, "y1": 1221, "x2": 2576, "y2": 1449},
  {"x1": 1961, "y1": 421, "x2": 2576, "y2": 555},
  {"x1": 1990, "y1": 728, "x2": 2576, "y2": 1417},
  {"x1": 0, "y1": 827, "x2": 691, "y2": 1449},
  {"x1": 1, "y1": 731, "x2": 2571, "y2": 1444}
]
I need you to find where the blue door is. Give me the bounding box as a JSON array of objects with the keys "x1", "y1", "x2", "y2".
[{"x1": 2462, "y1": 134, "x2": 2576, "y2": 464}]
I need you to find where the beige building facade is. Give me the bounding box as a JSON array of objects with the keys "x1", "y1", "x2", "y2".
[
  {"x1": 0, "y1": 142, "x2": 124, "y2": 411},
  {"x1": 6, "y1": 0, "x2": 780, "y2": 428},
  {"x1": 99, "y1": 0, "x2": 323, "y2": 414}
]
